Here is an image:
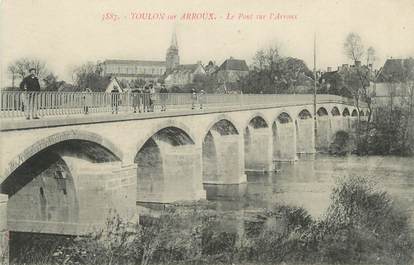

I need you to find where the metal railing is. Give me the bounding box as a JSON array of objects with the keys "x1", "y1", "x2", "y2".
[{"x1": 0, "y1": 91, "x2": 357, "y2": 119}]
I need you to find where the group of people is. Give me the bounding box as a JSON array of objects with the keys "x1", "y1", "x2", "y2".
[
  {"x1": 129, "y1": 83, "x2": 161, "y2": 114},
  {"x1": 18, "y1": 68, "x2": 206, "y2": 119}
]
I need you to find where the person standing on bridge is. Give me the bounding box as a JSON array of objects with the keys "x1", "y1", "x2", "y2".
[
  {"x1": 199, "y1": 89, "x2": 205, "y2": 110},
  {"x1": 19, "y1": 68, "x2": 41, "y2": 119},
  {"x1": 159, "y1": 84, "x2": 168, "y2": 111},
  {"x1": 191, "y1": 88, "x2": 197, "y2": 110},
  {"x1": 82, "y1": 87, "x2": 92, "y2": 114},
  {"x1": 131, "y1": 88, "x2": 141, "y2": 113},
  {"x1": 111, "y1": 86, "x2": 119, "y2": 114},
  {"x1": 143, "y1": 85, "x2": 151, "y2": 112}
]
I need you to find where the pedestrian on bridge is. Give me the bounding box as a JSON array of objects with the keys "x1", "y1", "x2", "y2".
[
  {"x1": 111, "y1": 86, "x2": 119, "y2": 114},
  {"x1": 199, "y1": 89, "x2": 205, "y2": 110},
  {"x1": 143, "y1": 85, "x2": 151, "y2": 112},
  {"x1": 82, "y1": 88, "x2": 92, "y2": 114},
  {"x1": 19, "y1": 68, "x2": 41, "y2": 119},
  {"x1": 159, "y1": 85, "x2": 168, "y2": 111},
  {"x1": 131, "y1": 88, "x2": 142, "y2": 113},
  {"x1": 191, "y1": 88, "x2": 197, "y2": 110}
]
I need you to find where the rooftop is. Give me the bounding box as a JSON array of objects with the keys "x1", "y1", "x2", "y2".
[{"x1": 103, "y1": 59, "x2": 166, "y2": 67}]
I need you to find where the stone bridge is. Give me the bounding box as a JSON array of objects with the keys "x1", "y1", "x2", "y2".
[{"x1": 0, "y1": 94, "x2": 368, "y2": 240}]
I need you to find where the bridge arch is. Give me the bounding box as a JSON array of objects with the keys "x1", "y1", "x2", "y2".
[
  {"x1": 134, "y1": 120, "x2": 197, "y2": 154},
  {"x1": 298, "y1": 109, "x2": 313, "y2": 119},
  {"x1": 2, "y1": 130, "x2": 123, "y2": 184},
  {"x1": 331, "y1": 106, "x2": 341, "y2": 116},
  {"x1": 317, "y1": 107, "x2": 329, "y2": 117},
  {"x1": 351, "y1": 109, "x2": 358, "y2": 117},
  {"x1": 202, "y1": 114, "x2": 241, "y2": 140},
  {"x1": 2, "y1": 130, "x2": 124, "y2": 235},
  {"x1": 342, "y1": 108, "x2": 350, "y2": 116},
  {"x1": 244, "y1": 112, "x2": 269, "y2": 129}
]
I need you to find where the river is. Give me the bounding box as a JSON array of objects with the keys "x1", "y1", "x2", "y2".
[{"x1": 204, "y1": 154, "x2": 414, "y2": 229}]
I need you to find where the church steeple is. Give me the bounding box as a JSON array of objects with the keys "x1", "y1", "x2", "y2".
[
  {"x1": 166, "y1": 29, "x2": 179, "y2": 71},
  {"x1": 170, "y1": 29, "x2": 178, "y2": 49}
]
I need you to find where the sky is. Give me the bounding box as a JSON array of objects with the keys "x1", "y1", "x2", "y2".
[{"x1": 1, "y1": 0, "x2": 413, "y2": 86}]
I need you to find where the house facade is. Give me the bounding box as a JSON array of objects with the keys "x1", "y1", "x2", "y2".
[
  {"x1": 370, "y1": 58, "x2": 414, "y2": 106},
  {"x1": 216, "y1": 58, "x2": 249, "y2": 84},
  {"x1": 164, "y1": 63, "x2": 206, "y2": 88}
]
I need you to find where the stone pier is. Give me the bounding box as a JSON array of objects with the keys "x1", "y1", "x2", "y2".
[
  {"x1": 0, "y1": 194, "x2": 8, "y2": 265},
  {"x1": 316, "y1": 117, "x2": 331, "y2": 152},
  {"x1": 203, "y1": 131, "x2": 246, "y2": 184},
  {"x1": 136, "y1": 140, "x2": 205, "y2": 203},
  {"x1": 245, "y1": 128, "x2": 273, "y2": 172},
  {"x1": 273, "y1": 122, "x2": 297, "y2": 161},
  {"x1": 296, "y1": 119, "x2": 315, "y2": 154},
  {"x1": 330, "y1": 117, "x2": 344, "y2": 135}
]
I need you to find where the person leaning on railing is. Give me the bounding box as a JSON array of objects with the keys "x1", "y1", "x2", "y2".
[{"x1": 19, "y1": 68, "x2": 41, "y2": 119}]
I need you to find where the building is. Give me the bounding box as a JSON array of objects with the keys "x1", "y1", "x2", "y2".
[
  {"x1": 216, "y1": 57, "x2": 249, "y2": 84},
  {"x1": 100, "y1": 60, "x2": 166, "y2": 83},
  {"x1": 204, "y1": 61, "x2": 219, "y2": 75},
  {"x1": 165, "y1": 31, "x2": 180, "y2": 71},
  {"x1": 370, "y1": 58, "x2": 414, "y2": 105},
  {"x1": 319, "y1": 61, "x2": 374, "y2": 97},
  {"x1": 100, "y1": 30, "x2": 180, "y2": 84},
  {"x1": 164, "y1": 63, "x2": 206, "y2": 88}
]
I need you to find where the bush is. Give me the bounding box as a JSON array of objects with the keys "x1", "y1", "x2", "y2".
[{"x1": 307, "y1": 176, "x2": 414, "y2": 264}]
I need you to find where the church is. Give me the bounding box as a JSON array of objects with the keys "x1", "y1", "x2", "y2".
[{"x1": 100, "y1": 31, "x2": 180, "y2": 84}]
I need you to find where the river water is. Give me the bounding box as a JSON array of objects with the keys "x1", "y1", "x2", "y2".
[{"x1": 204, "y1": 154, "x2": 414, "y2": 229}]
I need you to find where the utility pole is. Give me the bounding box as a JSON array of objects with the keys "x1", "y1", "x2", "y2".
[{"x1": 313, "y1": 33, "x2": 317, "y2": 140}]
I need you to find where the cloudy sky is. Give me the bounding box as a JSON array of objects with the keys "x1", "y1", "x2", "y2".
[{"x1": 1, "y1": 0, "x2": 413, "y2": 86}]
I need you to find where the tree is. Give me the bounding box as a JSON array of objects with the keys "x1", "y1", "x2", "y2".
[
  {"x1": 43, "y1": 73, "x2": 63, "y2": 91},
  {"x1": 366, "y1": 46, "x2": 376, "y2": 66},
  {"x1": 8, "y1": 64, "x2": 18, "y2": 88},
  {"x1": 342, "y1": 33, "x2": 378, "y2": 154},
  {"x1": 343, "y1": 33, "x2": 364, "y2": 63},
  {"x1": 240, "y1": 45, "x2": 313, "y2": 94},
  {"x1": 131, "y1": 78, "x2": 146, "y2": 89},
  {"x1": 8, "y1": 58, "x2": 50, "y2": 88},
  {"x1": 72, "y1": 62, "x2": 103, "y2": 90}
]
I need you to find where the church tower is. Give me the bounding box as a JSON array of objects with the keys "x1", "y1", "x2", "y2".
[{"x1": 166, "y1": 30, "x2": 180, "y2": 71}]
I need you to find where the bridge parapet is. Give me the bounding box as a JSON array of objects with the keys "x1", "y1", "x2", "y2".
[{"x1": 1, "y1": 91, "x2": 359, "y2": 120}]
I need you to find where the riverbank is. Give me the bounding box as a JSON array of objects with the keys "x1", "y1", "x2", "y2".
[{"x1": 9, "y1": 176, "x2": 414, "y2": 265}]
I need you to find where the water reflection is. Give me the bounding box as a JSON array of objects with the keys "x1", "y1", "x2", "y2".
[{"x1": 204, "y1": 154, "x2": 414, "y2": 227}]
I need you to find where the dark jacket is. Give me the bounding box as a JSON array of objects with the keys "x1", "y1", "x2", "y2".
[{"x1": 20, "y1": 75, "x2": 41, "y2": 91}]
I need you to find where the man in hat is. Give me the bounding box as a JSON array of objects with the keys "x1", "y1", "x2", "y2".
[{"x1": 20, "y1": 68, "x2": 41, "y2": 119}]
